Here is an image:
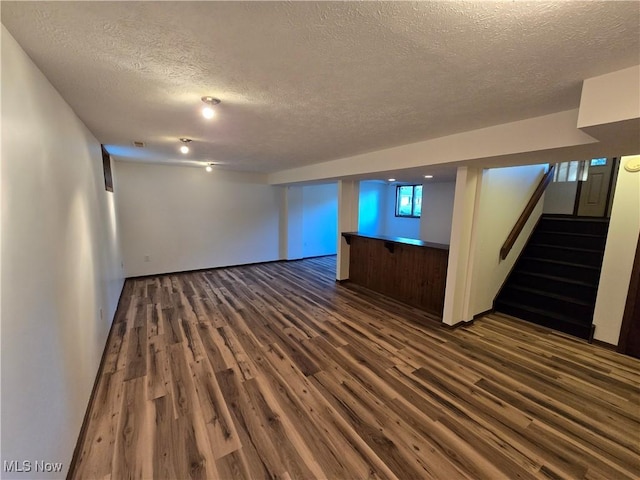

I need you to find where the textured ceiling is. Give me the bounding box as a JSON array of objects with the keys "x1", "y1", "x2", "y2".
[{"x1": 2, "y1": 1, "x2": 639, "y2": 173}]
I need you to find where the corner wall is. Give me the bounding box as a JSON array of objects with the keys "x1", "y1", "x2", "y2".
[
  {"x1": 114, "y1": 161, "x2": 281, "y2": 277},
  {"x1": 358, "y1": 181, "x2": 386, "y2": 236},
  {"x1": 302, "y1": 183, "x2": 338, "y2": 257},
  {"x1": 420, "y1": 182, "x2": 456, "y2": 244},
  {"x1": 384, "y1": 184, "x2": 421, "y2": 239},
  {"x1": 468, "y1": 164, "x2": 547, "y2": 315},
  {"x1": 593, "y1": 154, "x2": 640, "y2": 345},
  {"x1": 1, "y1": 26, "x2": 124, "y2": 478}
]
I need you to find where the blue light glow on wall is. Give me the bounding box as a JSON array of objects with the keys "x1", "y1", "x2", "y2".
[
  {"x1": 103, "y1": 145, "x2": 159, "y2": 161},
  {"x1": 358, "y1": 182, "x2": 383, "y2": 235}
]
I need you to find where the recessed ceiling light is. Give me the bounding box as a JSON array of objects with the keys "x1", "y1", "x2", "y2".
[
  {"x1": 179, "y1": 138, "x2": 191, "y2": 154},
  {"x1": 424, "y1": 175, "x2": 433, "y2": 179},
  {"x1": 201, "y1": 96, "x2": 221, "y2": 119},
  {"x1": 388, "y1": 178, "x2": 396, "y2": 182},
  {"x1": 205, "y1": 163, "x2": 214, "y2": 173}
]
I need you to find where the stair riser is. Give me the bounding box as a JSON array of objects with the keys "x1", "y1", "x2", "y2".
[
  {"x1": 500, "y1": 288, "x2": 594, "y2": 321},
  {"x1": 509, "y1": 273, "x2": 597, "y2": 303},
  {"x1": 531, "y1": 231, "x2": 607, "y2": 250},
  {"x1": 538, "y1": 219, "x2": 608, "y2": 236},
  {"x1": 517, "y1": 258, "x2": 600, "y2": 285},
  {"x1": 524, "y1": 245, "x2": 604, "y2": 268},
  {"x1": 495, "y1": 303, "x2": 592, "y2": 340}
]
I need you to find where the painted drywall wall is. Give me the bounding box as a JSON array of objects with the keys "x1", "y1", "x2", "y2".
[
  {"x1": 593, "y1": 154, "x2": 640, "y2": 345},
  {"x1": 578, "y1": 65, "x2": 640, "y2": 128},
  {"x1": 269, "y1": 109, "x2": 598, "y2": 185},
  {"x1": 443, "y1": 167, "x2": 481, "y2": 325},
  {"x1": 280, "y1": 186, "x2": 304, "y2": 260},
  {"x1": 337, "y1": 180, "x2": 360, "y2": 280},
  {"x1": 114, "y1": 162, "x2": 281, "y2": 277},
  {"x1": 358, "y1": 181, "x2": 386, "y2": 236},
  {"x1": 385, "y1": 184, "x2": 421, "y2": 239},
  {"x1": 420, "y1": 182, "x2": 456, "y2": 245},
  {"x1": 543, "y1": 181, "x2": 578, "y2": 215},
  {"x1": 357, "y1": 181, "x2": 422, "y2": 239},
  {"x1": 1, "y1": 26, "x2": 124, "y2": 478},
  {"x1": 302, "y1": 183, "x2": 338, "y2": 257},
  {"x1": 468, "y1": 164, "x2": 548, "y2": 315}
]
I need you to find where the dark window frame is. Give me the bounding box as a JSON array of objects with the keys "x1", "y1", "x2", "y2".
[
  {"x1": 101, "y1": 145, "x2": 114, "y2": 192},
  {"x1": 395, "y1": 184, "x2": 422, "y2": 218}
]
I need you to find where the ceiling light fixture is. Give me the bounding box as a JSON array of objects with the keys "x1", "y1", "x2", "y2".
[
  {"x1": 179, "y1": 138, "x2": 191, "y2": 154},
  {"x1": 388, "y1": 178, "x2": 396, "y2": 182},
  {"x1": 201, "y1": 96, "x2": 221, "y2": 119},
  {"x1": 205, "y1": 163, "x2": 214, "y2": 173},
  {"x1": 424, "y1": 175, "x2": 433, "y2": 179}
]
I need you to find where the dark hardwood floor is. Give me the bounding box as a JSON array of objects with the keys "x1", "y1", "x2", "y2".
[{"x1": 71, "y1": 256, "x2": 640, "y2": 479}]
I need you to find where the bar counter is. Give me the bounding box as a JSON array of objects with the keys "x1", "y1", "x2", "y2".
[{"x1": 341, "y1": 232, "x2": 449, "y2": 317}]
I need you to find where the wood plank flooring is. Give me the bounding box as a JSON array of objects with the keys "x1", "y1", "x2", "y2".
[{"x1": 71, "y1": 256, "x2": 640, "y2": 479}]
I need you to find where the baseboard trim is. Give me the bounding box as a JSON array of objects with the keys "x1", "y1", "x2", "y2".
[
  {"x1": 591, "y1": 339, "x2": 618, "y2": 351},
  {"x1": 127, "y1": 258, "x2": 288, "y2": 280},
  {"x1": 441, "y1": 319, "x2": 475, "y2": 330},
  {"x1": 67, "y1": 279, "x2": 128, "y2": 480},
  {"x1": 474, "y1": 308, "x2": 495, "y2": 320},
  {"x1": 127, "y1": 255, "x2": 338, "y2": 281}
]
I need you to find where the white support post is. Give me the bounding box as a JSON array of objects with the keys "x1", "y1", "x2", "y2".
[
  {"x1": 279, "y1": 186, "x2": 304, "y2": 261},
  {"x1": 442, "y1": 167, "x2": 480, "y2": 326},
  {"x1": 336, "y1": 180, "x2": 360, "y2": 281}
]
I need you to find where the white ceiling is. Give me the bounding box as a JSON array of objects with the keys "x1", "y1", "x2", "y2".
[{"x1": 2, "y1": 1, "x2": 639, "y2": 174}]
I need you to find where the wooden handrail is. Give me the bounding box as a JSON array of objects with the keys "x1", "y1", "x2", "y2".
[{"x1": 500, "y1": 165, "x2": 555, "y2": 260}]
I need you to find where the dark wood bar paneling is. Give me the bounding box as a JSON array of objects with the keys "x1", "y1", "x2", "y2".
[{"x1": 343, "y1": 233, "x2": 448, "y2": 317}]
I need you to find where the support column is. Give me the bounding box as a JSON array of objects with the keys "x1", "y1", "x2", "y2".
[
  {"x1": 336, "y1": 180, "x2": 359, "y2": 281},
  {"x1": 279, "y1": 186, "x2": 304, "y2": 260},
  {"x1": 442, "y1": 167, "x2": 480, "y2": 326}
]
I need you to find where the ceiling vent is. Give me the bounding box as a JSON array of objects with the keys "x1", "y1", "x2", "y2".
[{"x1": 132, "y1": 141, "x2": 145, "y2": 148}]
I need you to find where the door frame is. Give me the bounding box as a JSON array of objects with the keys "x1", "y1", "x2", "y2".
[{"x1": 572, "y1": 157, "x2": 618, "y2": 217}]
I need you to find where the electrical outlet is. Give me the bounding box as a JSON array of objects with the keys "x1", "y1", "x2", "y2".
[
  {"x1": 99, "y1": 308, "x2": 103, "y2": 320},
  {"x1": 144, "y1": 255, "x2": 150, "y2": 262}
]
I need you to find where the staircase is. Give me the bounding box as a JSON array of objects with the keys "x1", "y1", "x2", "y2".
[{"x1": 495, "y1": 215, "x2": 609, "y2": 340}]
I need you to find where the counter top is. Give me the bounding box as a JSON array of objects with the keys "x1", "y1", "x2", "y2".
[{"x1": 341, "y1": 232, "x2": 449, "y2": 251}]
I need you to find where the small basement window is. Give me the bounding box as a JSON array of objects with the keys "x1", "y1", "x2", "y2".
[
  {"x1": 395, "y1": 185, "x2": 422, "y2": 218},
  {"x1": 553, "y1": 160, "x2": 589, "y2": 182}
]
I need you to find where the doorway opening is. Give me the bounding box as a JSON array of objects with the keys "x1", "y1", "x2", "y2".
[{"x1": 544, "y1": 157, "x2": 620, "y2": 218}]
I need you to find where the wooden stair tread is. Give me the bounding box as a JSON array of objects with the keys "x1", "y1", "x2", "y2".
[
  {"x1": 515, "y1": 270, "x2": 597, "y2": 288},
  {"x1": 536, "y1": 230, "x2": 607, "y2": 238},
  {"x1": 523, "y1": 256, "x2": 600, "y2": 270},
  {"x1": 495, "y1": 299, "x2": 593, "y2": 327},
  {"x1": 503, "y1": 284, "x2": 593, "y2": 307},
  {"x1": 528, "y1": 243, "x2": 603, "y2": 254},
  {"x1": 541, "y1": 216, "x2": 610, "y2": 223}
]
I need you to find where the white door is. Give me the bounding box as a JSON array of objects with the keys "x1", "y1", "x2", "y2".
[{"x1": 577, "y1": 158, "x2": 614, "y2": 217}]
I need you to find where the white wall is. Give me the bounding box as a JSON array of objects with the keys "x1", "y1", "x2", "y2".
[
  {"x1": 358, "y1": 181, "x2": 386, "y2": 236},
  {"x1": 269, "y1": 109, "x2": 598, "y2": 185},
  {"x1": 468, "y1": 164, "x2": 548, "y2": 315},
  {"x1": 593, "y1": 154, "x2": 640, "y2": 345},
  {"x1": 337, "y1": 180, "x2": 360, "y2": 280},
  {"x1": 384, "y1": 184, "x2": 421, "y2": 239},
  {"x1": 544, "y1": 181, "x2": 578, "y2": 215},
  {"x1": 302, "y1": 183, "x2": 337, "y2": 257},
  {"x1": 280, "y1": 186, "x2": 303, "y2": 260},
  {"x1": 357, "y1": 181, "x2": 454, "y2": 243},
  {"x1": 420, "y1": 182, "x2": 456, "y2": 245},
  {"x1": 115, "y1": 162, "x2": 282, "y2": 277},
  {"x1": 578, "y1": 65, "x2": 640, "y2": 128},
  {"x1": 1, "y1": 26, "x2": 124, "y2": 478},
  {"x1": 443, "y1": 167, "x2": 481, "y2": 326}
]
